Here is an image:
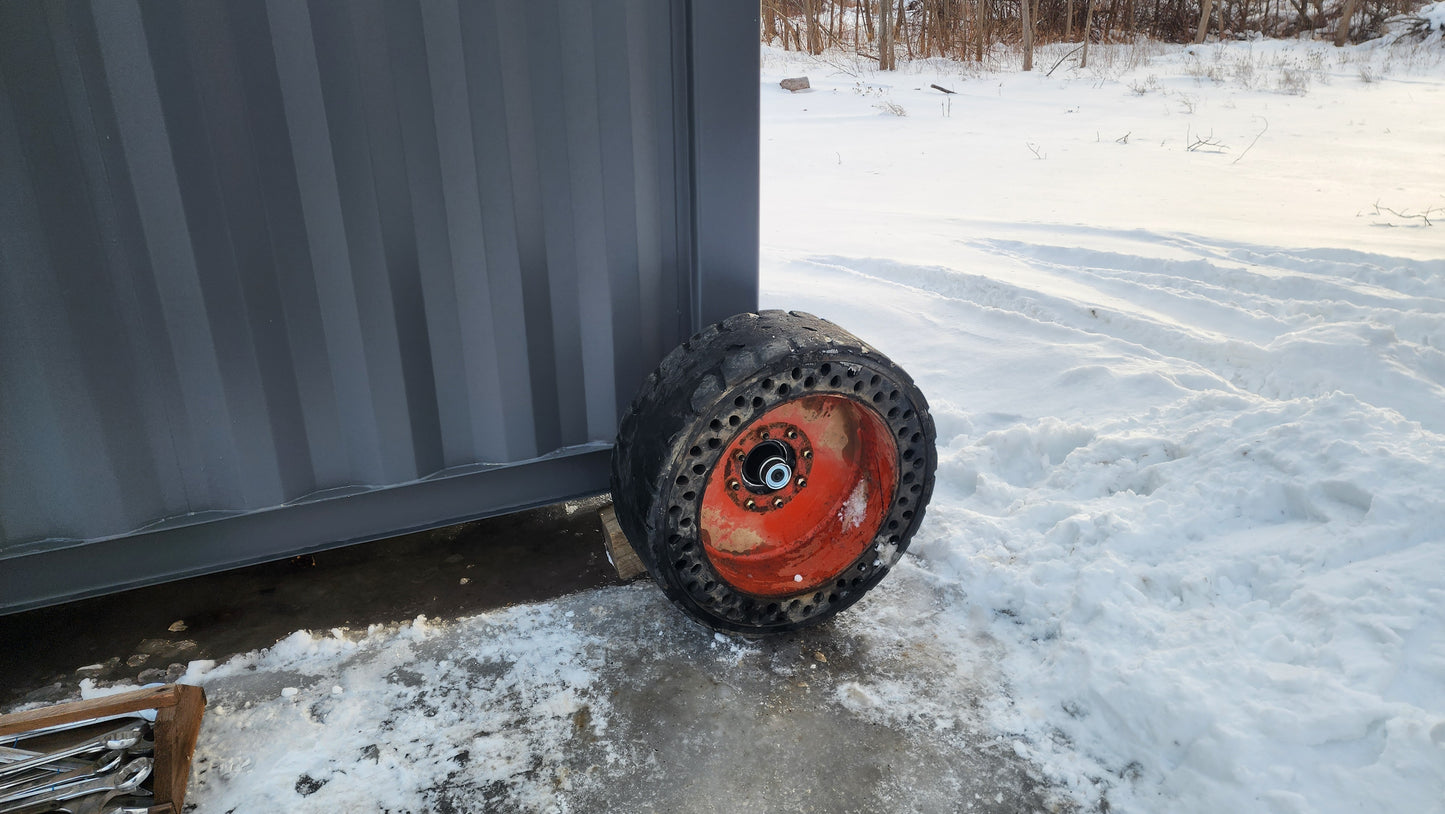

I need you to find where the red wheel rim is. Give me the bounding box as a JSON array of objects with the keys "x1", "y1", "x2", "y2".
[{"x1": 698, "y1": 394, "x2": 899, "y2": 598}]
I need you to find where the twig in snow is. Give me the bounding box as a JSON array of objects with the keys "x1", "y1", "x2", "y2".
[
  {"x1": 930, "y1": 83, "x2": 956, "y2": 94},
  {"x1": 1026, "y1": 142, "x2": 1046, "y2": 160},
  {"x1": 1045, "y1": 45, "x2": 1085, "y2": 77},
  {"x1": 1186, "y1": 125, "x2": 1228, "y2": 153},
  {"x1": 1116, "y1": 132, "x2": 1131, "y2": 144},
  {"x1": 1231, "y1": 117, "x2": 1268, "y2": 165},
  {"x1": 1372, "y1": 201, "x2": 1438, "y2": 226}
]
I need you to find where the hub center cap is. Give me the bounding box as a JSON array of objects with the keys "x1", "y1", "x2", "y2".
[{"x1": 742, "y1": 439, "x2": 795, "y2": 493}]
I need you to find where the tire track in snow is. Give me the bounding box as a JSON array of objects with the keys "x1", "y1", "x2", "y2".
[{"x1": 801, "y1": 236, "x2": 1445, "y2": 434}]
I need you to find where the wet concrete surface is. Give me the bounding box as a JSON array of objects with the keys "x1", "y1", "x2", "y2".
[
  {"x1": 0, "y1": 495, "x2": 623, "y2": 709},
  {"x1": 2, "y1": 497, "x2": 1061, "y2": 812}
]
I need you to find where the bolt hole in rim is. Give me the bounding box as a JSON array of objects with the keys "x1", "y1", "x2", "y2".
[{"x1": 699, "y1": 393, "x2": 899, "y2": 597}]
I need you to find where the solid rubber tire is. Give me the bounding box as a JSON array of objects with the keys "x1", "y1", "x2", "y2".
[{"x1": 609, "y1": 310, "x2": 937, "y2": 633}]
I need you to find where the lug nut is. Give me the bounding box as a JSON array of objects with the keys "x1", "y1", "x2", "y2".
[
  {"x1": 744, "y1": 498, "x2": 756, "y2": 509},
  {"x1": 786, "y1": 429, "x2": 797, "y2": 439},
  {"x1": 796, "y1": 477, "x2": 807, "y2": 488},
  {"x1": 802, "y1": 449, "x2": 813, "y2": 459},
  {"x1": 736, "y1": 450, "x2": 746, "y2": 460},
  {"x1": 729, "y1": 480, "x2": 741, "y2": 490},
  {"x1": 759, "y1": 430, "x2": 770, "y2": 439},
  {"x1": 772, "y1": 497, "x2": 785, "y2": 508}
]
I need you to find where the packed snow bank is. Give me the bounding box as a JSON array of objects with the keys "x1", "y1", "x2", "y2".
[{"x1": 761, "y1": 38, "x2": 1445, "y2": 813}]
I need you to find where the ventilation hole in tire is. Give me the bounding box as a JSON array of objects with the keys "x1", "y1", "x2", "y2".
[
  {"x1": 857, "y1": 563, "x2": 867, "y2": 572},
  {"x1": 903, "y1": 471, "x2": 915, "y2": 483},
  {"x1": 689, "y1": 445, "x2": 702, "y2": 457},
  {"x1": 911, "y1": 432, "x2": 922, "y2": 443},
  {"x1": 734, "y1": 396, "x2": 746, "y2": 408},
  {"x1": 766, "y1": 602, "x2": 780, "y2": 613},
  {"x1": 802, "y1": 605, "x2": 814, "y2": 614},
  {"x1": 829, "y1": 376, "x2": 841, "y2": 387},
  {"x1": 675, "y1": 558, "x2": 688, "y2": 569},
  {"x1": 680, "y1": 542, "x2": 694, "y2": 553},
  {"x1": 872, "y1": 392, "x2": 883, "y2": 403},
  {"x1": 683, "y1": 491, "x2": 696, "y2": 501},
  {"x1": 693, "y1": 463, "x2": 706, "y2": 474},
  {"x1": 690, "y1": 563, "x2": 702, "y2": 574},
  {"x1": 846, "y1": 367, "x2": 857, "y2": 378},
  {"x1": 890, "y1": 390, "x2": 900, "y2": 401},
  {"x1": 887, "y1": 407, "x2": 900, "y2": 419},
  {"x1": 829, "y1": 593, "x2": 839, "y2": 603},
  {"x1": 667, "y1": 534, "x2": 681, "y2": 544},
  {"x1": 903, "y1": 409, "x2": 914, "y2": 419},
  {"x1": 804, "y1": 376, "x2": 815, "y2": 388},
  {"x1": 707, "y1": 437, "x2": 720, "y2": 449},
  {"x1": 792, "y1": 367, "x2": 802, "y2": 380},
  {"x1": 704, "y1": 581, "x2": 715, "y2": 592},
  {"x1": 752, "y1": 396, "x2": 764, "y2": 409},
  {"x1": 812, "y1": 592, "x2": 823, "y2": 603},
  {"x1": 820, "y1": 363, "x2": 832, "y2": 375},
  {"x1": 679, "y1": 517, "x2": 692, "y2": 528},
  {"x1": 903, "y1": 510, "x2": 914, "y2": 519},
  {"x1": 853, "y1": 381, "x2": 863, "y2": 393},
  {"x1": 709, "y1": 419, "x2": 721, "y2": 431},
  {"x1": 729, "y1": 415, "x2": 740, "y2": 426},
  {"x1": 903, "y1": 449, "x2": 915, "y2": 461},
  {"x1": 909, "y1": 483, "x2": 921, "y2": 493},
  {"x1": 913, "y1": 458, "x2": 925, "y2": 469},
  {"x1": 899, "y1": 496, "x2": 910, "y2": 506},
  {"x1": 870, "y1": 374, "x2": 880, "y2": 386},
  {"x1": 851, "y1": 577, "x2": 862, "y2": 586},
  {"x1": 762, "y1": 378, "x2": 774, "y2": 390},
  {"x1": 777, "y1": 383, "x2": 790, "y2": 397},
  {"x1": 676, "y1": 475, "x2": 689, "y2": 485},
  {"x1": 888, "y1": 534, "x2": 900, "y2": 544},
  {"x1": 668, "y1": 505, "x2": 681, "y2": 516},
  {"x1": 836, "y1": 579, "x2": 848, "y2": 588},
  {"x1": 897, "y1": 426, "x2": 909, "y2": 438},
  {"x1": 887, "y1": 520, "x2": 899, "y2": 530}
]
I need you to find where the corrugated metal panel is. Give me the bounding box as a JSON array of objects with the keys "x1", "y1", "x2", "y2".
[{"x1": 0, "y1": 0, "x2": 759, "y2": 611}]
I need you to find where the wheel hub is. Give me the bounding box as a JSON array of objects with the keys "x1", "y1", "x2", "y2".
[{"x1": 699, "y1": 393, "x2": 898, "y2": 597}]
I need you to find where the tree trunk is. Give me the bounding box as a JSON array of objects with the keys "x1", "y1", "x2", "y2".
[
  {"x1": 1081, "y1": 0, "x2": 1096, "y2": 65},
  {"x1": 879, "y1": 0, "x2": 895, "y2": 69},
  {"x1": 1333, "y1": 0, "x2": 1361, "y2": 43},
  {"x1": 805, "y1": 0, "x2": 823, "y2": 55},
  {"x1": 1194, "y1": 0, "x2": 1214, "y2": 41},
  {"x1": 1067, "y1": 0, "x2": 1076, "y2": 38},
  {"x1": 1021, "y1": 0, "x2": 1034, "y2": 69}
]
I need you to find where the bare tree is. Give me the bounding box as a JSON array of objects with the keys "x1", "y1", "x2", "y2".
[
  {"x1": 1194, "y1": 0, "x2": 1214, "y2": 41},
  {"x1": 879, "y1": 0, "x2": 895, "y2": 69},
  {"x1": 1333, "y1": 0, "x2": 1361, "y2": 44},
  {"x1": 805, "y1": 0, "x2": 823, "y2": 54},
  {"x1": 1081, "y1": 0, "x2": 1096, "y2": 66},
  {"x1": 1022, "y1": 0, "x2": 1035, "y2": 70}
]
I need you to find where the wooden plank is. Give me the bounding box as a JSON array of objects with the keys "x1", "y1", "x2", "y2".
[
  {"x1": 152, "y1": 684, "x2": 206, "y2": 811},
  {"x1": 0, "y1": 685, "x2": 177, "y2": 737},
  {"x1": 599, "y1": 504, "x2": 648, "y2": 581}
]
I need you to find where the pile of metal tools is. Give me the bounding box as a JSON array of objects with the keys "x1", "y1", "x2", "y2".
[{"x1": 0, "y1": 714, "x2": 156, "y2": 814}]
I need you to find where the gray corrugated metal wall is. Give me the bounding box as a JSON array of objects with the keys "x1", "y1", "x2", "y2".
[{"x1": 0, "y1": 0, "x2": 758, "y2": 612}]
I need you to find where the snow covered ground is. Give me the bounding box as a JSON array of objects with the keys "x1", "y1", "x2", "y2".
[
  {"x1": 19, "y1": 32, "x2": 1443, "y2": 814},
  {"x1": 758, "y1": 31, "x2": 1445, "y2": 814}
]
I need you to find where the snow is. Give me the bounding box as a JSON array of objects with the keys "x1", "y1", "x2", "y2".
[
  {"x1": 11, "y1": 36, "x2": 1443, "y2": 814},
  {"x1": 759, "y1": 37, "x2": 1445, "y2": 813},
  {"x1": 839, "y1": 480, "x2": 869, "y2": 529}
]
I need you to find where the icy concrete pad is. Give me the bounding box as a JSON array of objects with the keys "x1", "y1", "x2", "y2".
[{"x1": 183, "y1": 562, "x2": 1057, "y2": 812}]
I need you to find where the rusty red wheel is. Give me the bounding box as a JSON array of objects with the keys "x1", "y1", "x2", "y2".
[
  {"x1": 610, "y1": 311, "x2": 936, "y2": 633},
  {"x1": 699, "y1": 394, "x2": 898, "y2": 597}
]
